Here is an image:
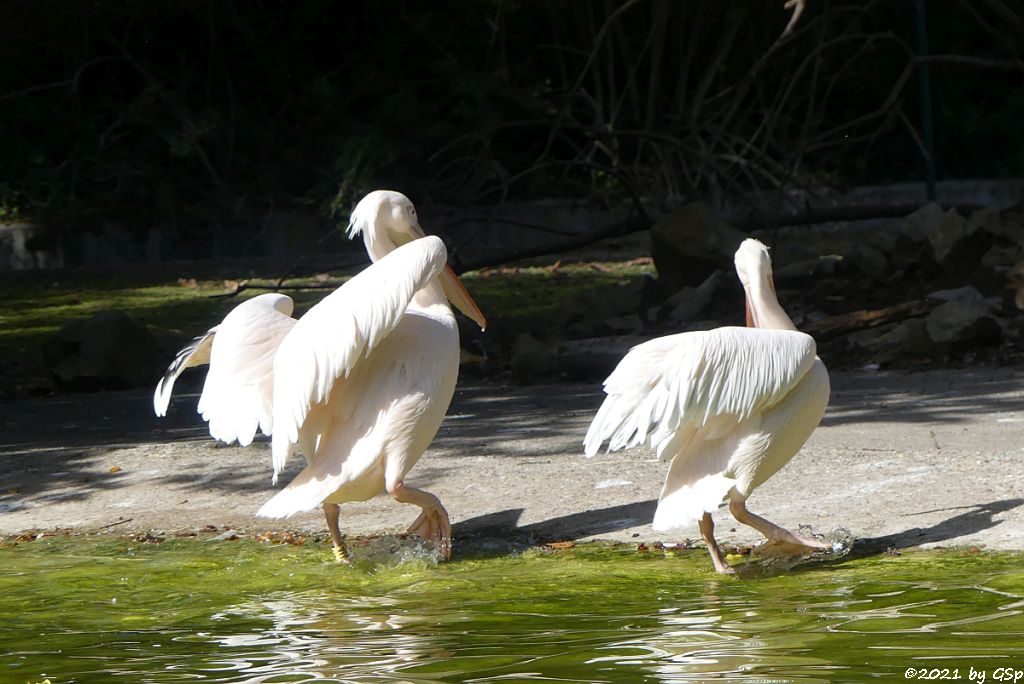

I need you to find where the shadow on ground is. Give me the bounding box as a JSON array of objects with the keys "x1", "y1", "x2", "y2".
[
  {"x1": 2, "y1": 368, "x2": 1023, "y2": 517},
  {"x1": 757, "y1": 497, "x2": 1024, "y2": 578},
  {"x1": 5, "y1": 368, "x2": 1023, "y2": 455},
  {"x1": 823, "y1": 369, "x2": 1024, "y2": 427},
  {"x1": 850, "y1": 497, "x2": 1024, "y2": 555},
  {"x1": 454, "y1": 499, "x2": 658, "y2": 555}
]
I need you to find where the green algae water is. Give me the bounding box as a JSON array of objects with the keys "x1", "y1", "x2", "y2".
[{"x1": 2, "y1": 538, "x2": 1023, "y2": 683}]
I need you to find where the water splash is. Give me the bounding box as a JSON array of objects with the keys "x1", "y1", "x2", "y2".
[
  {"x1": 345, "y1": 533, "x2": 444, "y2": 570},
  {"x1": 730, "y1": 527, "x2": 853, "y2": 577}
]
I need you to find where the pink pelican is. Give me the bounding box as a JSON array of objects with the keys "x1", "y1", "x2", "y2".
[
  {"x1": 584, "y1": 238, "x2": 830, "y2": 573},
  {"x1": 154, "y1": 190, "x2": 486, "y2": 561}
]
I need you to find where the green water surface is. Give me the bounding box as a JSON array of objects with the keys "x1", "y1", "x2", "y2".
[{"x1": 2, "y1": 537, "x2": 1022, "y2": 683}]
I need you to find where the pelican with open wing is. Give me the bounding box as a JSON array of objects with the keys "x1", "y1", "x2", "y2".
[{"x1": 154, "y1": 190, "x2": 486, "y2": 561}]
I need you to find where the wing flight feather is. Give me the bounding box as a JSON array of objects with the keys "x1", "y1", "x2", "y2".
[
  {"x1": 153, "y1": 293, "x2": 296, "y2": 449},
  {"x1": 153, "y1": 329, "x2": 216, "y2": 417},
  {"x1": 196, "y1": 293, "x2": 297, "y2": 446}
]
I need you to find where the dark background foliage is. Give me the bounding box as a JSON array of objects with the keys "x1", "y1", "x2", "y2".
[{"x1": 1, "y1": 0, "x2": 1022, "y2": 243}]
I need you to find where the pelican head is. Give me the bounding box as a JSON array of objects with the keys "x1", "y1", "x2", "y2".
[
  {"x1": 348, "y1": 190, "x2": 487, "y2": 331},
  {"x1": 734, "y1": 238, "x2": 794, "y2": 331},
  {"x1": 347, "y1": 190, "x2": 426, "y2": 262},
  {"x1": 733, "y1": 238, "x2": 772, "y2": 291}
]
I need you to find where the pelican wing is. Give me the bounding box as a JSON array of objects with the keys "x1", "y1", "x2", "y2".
[
  {"x1": 270, "y1": 235, "x2": 450, "y2": 477},
  {"x1": 153, "y1": 329, "x2": 216, "y2": 417},
  {"x1": 583, "y1": 326, "x2": 818, "y2": 459},
  {"x1": 195, "y1": 293, "x2": 297, "y2": 446},
  {"x1": 153, "y1": 293, "x2": 295, "y2": 445}
]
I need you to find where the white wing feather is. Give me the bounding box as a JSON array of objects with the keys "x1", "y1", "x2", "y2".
[
  {"x1": 270, "y1": 235, "x2": 450, "y2": 478},
  {"x1": 195, "y1": 293, "x2": 297, "y2": 446},
  {"x1": 153, "y1": 329, "x2": 216, "y2": 417},
  {"x1": 583, "y1": 327, "x2": 818, "y2": 459},
  {"x1": 153, "y1": 293, "x2": 295, "y2": 445}
]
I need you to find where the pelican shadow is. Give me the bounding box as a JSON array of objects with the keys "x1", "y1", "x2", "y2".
[
  {"x1": 453, "y1": 498, "x2": 1024, "y2": 565},
  {"x1": 847, "y1": 497, "x2": 1024, "y2": 557},
  {"x1": 730, "y1": 498, "x2": 1024, "y2": 578},
  {"x1": 453, "y1": 499, "x2": 657, "y2": 557}
]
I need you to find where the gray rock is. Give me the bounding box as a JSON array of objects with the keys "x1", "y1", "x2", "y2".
[
  {"x1": 650, "y1": 202, "x2": 745, "y2": 293},
  {"x1": 848, "y1": 323, "x2": 899, "y2": 352},
  {"x1": 509, "y1": 333, "x2": 557, "y2": 383},
  {"x1": 896, "y1": 319, "x2": 937, "y2": 357},
  {"x1": 967, "y1": 206, "x2": 1024, "y2": 243},
  {"x1": 565, "y1": 274, "x2": 655, "y2": 339},
  {"x1": 774, "y1": 254, "x2": 844, "y2": 280},
  {"x1": 900, "y1": 203, "x2": 974, "y2": 265},
  {"x1": 849, "y1": 319, "x2": 943, "y2": 362},
  {"x1": 924, "y1": 298, "x2": 1001, "y2": 347},
  {"x1": 884, "y1": 319, "x2": 936, "y2": 358},
  {"x1": 926, "y1": 285, "x2": 1000, "y2": 312},
  {"x1": 864, "y1": 224, "x2": 900, "y2": 254},
  {"x1": 42, "y1": 310, "x2": 159, "y2": 390},
  {"x1": 603, "y1": 314, "x2": 645, "y2": 335},
  {"x1": 663, "y1": 269, "x2": 728, "y2": 325},
  {"x1": 556, "y1": 335, "x2": 646, "y2": 380},
  {"x1": 852, "y1": 244, "x2": 889, "y2": 279},
  {"x1": 848, "y1": 285, "x2": 1003, "y2": 362},
  {"x1": 981, "y1": 244, "x2": 1024, "y2": 273}
]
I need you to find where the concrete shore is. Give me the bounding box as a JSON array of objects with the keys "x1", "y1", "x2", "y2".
[{"x1": 2, "y1": 367, "x2": 1023, "y2": 555}]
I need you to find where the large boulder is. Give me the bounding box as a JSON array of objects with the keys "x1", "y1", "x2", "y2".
[
  {"x1": 846, "y1": 286, "x2": 1004, "y2": 364},
  {"x1": 924, "y1": 287, "x2": 1002, "y2": 350},
  {"x1": 968, "y1": 206, "x2": 1024, "y2": 243},
  {"x1": 849, "y1": 319, "x2": 933, "y2": 363},
  {"x1": 898, "y1": 203, "x2": 1014, "y2": 287},
  {"x1": 650, "y1": 202, "x2": 745, "y2": 293},
  {"x1": 42, "y1": 310, "x2": 160, "y2": 390},
  {"x1": 901, "y1": 203, "x2": 973, "y2": 265},
  {"x1": 661, "y1": 269, "x2": 729, "y2": 325}
]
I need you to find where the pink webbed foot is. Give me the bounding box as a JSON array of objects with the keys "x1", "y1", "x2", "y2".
[
  {"x1": 728, "y1": 497, "x2": 831, "y2": 558},
  {"x1": 388, "y1": 481, "x2": 452, "y2": 561},
  {"x1": 407, "y1": 505, "x2": 452, "y2": 561}
]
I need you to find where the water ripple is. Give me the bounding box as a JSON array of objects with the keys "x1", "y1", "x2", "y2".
[{"x1": 2, "y1": 539, "x2": 1023, "y2": 682}]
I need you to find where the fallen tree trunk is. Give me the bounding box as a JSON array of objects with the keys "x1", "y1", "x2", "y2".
[{"x1": 805, "y1": 300, "x2": 937, "y2": 339}]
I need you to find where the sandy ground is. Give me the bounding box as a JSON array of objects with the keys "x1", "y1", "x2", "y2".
[{"x1": 2, "y1": 367, "x2": 1023, "y2": 556}]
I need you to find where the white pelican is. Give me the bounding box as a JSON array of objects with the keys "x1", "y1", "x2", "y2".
[
  {"x1": 584, "y1": 238, "x2": 830, "y2": 573},
  {"x1": 154, "y1": 190, "x2": 487, "y2": 561}
]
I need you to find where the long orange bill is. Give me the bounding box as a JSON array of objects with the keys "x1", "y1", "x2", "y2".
[{"x1": 440, "y1": 264, "x2": 487, "y2": 331}]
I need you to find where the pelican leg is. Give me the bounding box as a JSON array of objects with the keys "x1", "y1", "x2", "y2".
[
  {"x1": 728, "y1": 498, "x2": 830, "y2": 552},
  {"x1": 387, "y1": 481, "x2": 451, "y2": 561},
  {"x1": 323, "y1": 502, "x2": 350, "y2": 564},
  {"x1": 698, "y1": 512, "x2": 735, "y2": 574}
]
